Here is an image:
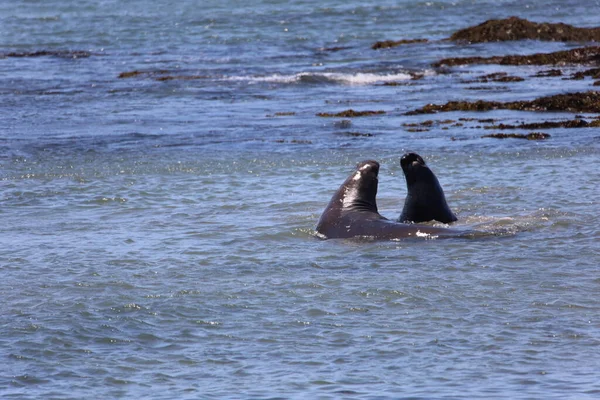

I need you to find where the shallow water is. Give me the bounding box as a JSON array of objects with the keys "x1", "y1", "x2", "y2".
[{"x1": 2, "y1": 0, "x2": 600, "y2": 398}]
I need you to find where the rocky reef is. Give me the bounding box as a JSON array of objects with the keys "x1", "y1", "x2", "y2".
[
  {"x1": 434, "y1": 46, "x2": 600, "y2": 67},
  {"x1": 407, "y1": 91, "x2": 600, "y2": 115},
  {"x1": 373, "y1": 17, "x2": 600, "y2": 51},
  {"x1": 449, "y1": 16, "x2": 600, "y2": 43},
  {"x1": 484, "y1": 118, "x2": 600, "y2": 130}
]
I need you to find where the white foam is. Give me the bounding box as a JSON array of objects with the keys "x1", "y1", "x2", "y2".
[
  {"x1": 223, "y1": 71, "x2": 415, "y2": 85},
  {"x1": 321, "y1": 72, "x2": 413, "y2": 85},
  {"x1": 415, "y1": 230, "x2": 439, "y2": 239},
  {"x1": 224, "y1": 74, "x2": 298, "y2": 83}
]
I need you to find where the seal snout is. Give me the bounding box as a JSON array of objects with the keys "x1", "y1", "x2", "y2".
[
  {"x1": 357, "y1": 160, "x2": 380, "y2": 176},
  {"x1": 401, "y1": 153, "x2": 425, "y2": 169}
]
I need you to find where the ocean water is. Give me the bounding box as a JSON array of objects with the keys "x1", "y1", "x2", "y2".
[{"x1": 1, "y1": 0, "x2": 600, "y2": 398}]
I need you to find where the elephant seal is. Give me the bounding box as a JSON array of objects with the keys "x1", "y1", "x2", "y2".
[
  {"x1": 316, "y1": 160, "x2": 463, "y2": 240},
  {"x1": 398, "y1": 153, "x2": 457, "y2": 224}
]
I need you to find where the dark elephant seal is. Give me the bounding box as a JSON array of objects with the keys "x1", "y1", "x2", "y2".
[
  {"x1": 316, "y1": 160, "x2": 463, "y2": 240},
  {"x1": 398, "y1": 153, "x2": 457, "y2": 224}
]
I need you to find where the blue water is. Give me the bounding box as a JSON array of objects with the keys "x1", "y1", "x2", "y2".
[{"x1": 2, "y1": 1, "x2": 600, "y2": 398}]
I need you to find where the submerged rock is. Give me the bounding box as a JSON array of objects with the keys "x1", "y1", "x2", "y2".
[
  {"x1": 318, "y1": 46, "x2": 353, "y2": 52},
  {"x1": 407, "y1": 100, "x2": 503, "y2": 115},
  {"x1": 482, "y1": 132, "x2": 551, "y2": 140},
  {"x1": 1, "y1": 50, "x2": 91, "y2": 58},
  {"x1": 464, "y1": 72, "x2": 524, "y2": 83},
  {"x1": 406, "y1": 91, "x2": 600, "y2": 114},
  {"x1": 274, "y1": 139, "x2": 312, "y2": 144},
  {"x1": 266, "y1": 112, "x2": 296, "y2": 118},
  {"x1": 569, "y1": 68, "x2": 600, "y2": 80},
  {"x1": 449, "y1": 17, "x2": 600, "y2": 43},
  {"x1": 534, "y1": 69, "x2": 563, "y2": 77},
  {"x1": 434, "y1": 46, "x2": 600, "y2": 67},
  {"x1": 118, "y1": 70, "x2": 208, "y2": 81},
  {"x1": 335, "y1": 132, "x2": 374, "y2": 137},
  {"x1": 485, "y1": 118, "x2": 600, "y2": 130},
  {"x1": 118, "y1": 70, "x2": 171, "y2": 79},
  {"x1": 155, "y1": 75, "x2": 207, "y2": 81},
  {"x1": 488, "y1": 75, "x2": 524, "y2": 83},
  {"x1": 316, "y1": 109, "x2": 386, "y2": 117},
  {"x1": 372, "y1": 38, "x2": 428, "y2": 50}
]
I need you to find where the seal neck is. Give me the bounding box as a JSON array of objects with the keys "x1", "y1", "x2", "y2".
[
  {"x1": 405, "y1": 166, "x2": 436, "y2": 186},
  {"x1": 342, "y1": 174, "x2": 379, "y2": 213}
]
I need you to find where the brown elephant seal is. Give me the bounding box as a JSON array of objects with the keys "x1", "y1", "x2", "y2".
[
  {"x1": 398, "y1": 153, "x2": 457, "y2": 224},
  {"x1": 316, "y1": 160, "x2": 464, "y2": 240}
]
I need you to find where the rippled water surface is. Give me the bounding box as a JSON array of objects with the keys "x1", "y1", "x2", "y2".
[{"x1": 2, "y1": 0, "x2": 600, "y2": 398}]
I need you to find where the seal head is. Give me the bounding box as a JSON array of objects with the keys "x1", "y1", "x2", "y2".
[
  {"x1": 398, "y1": 153, "x2": 457, "y2": 224},
  {"x1": 316, "y1": 160, "x2": 381, "y2": 238}
]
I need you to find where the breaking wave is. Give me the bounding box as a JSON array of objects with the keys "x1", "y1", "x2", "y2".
[{"x1": 223, "y1": 71, "x2": 422, "y2": 85}]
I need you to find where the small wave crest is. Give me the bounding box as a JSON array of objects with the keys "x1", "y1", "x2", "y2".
[{"x1": 224, "y1": 71, "x2": 415, "y2": 85}]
